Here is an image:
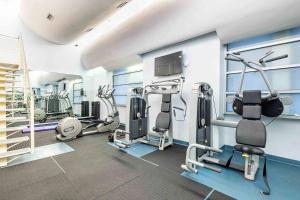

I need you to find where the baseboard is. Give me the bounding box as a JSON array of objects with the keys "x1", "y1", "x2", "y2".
[
  {"x1": 173, "y1": 139, "x2": 189, "y2": 147},
  {"x1": 222, "y1": 145, "x2": 300, "y2": 167}
]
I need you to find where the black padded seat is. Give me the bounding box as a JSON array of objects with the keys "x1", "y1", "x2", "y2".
[
  {"x1": 152, "y1": 127, "x2": 168, "y2": 133},
  {"x1": 234, "y1": 144, "x2": 265, "y2": 156}
]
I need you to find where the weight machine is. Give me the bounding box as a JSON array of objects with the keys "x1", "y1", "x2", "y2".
[
  {"x1": 114, "y1": 76, "x2": 186, "y2": 150},
  {"x1": 182, "y1": 51, "x2": 290, "y2": 195}
]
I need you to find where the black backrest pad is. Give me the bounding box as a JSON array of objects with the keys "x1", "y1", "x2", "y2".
[
  {"x1": 242, "y1": 90, "x2": 261, "y2": 119},
  {"x1": 162, "y1": 94, "x2": 171, "y2": 103},
  {"x1": 161, "y1": 94, "x2": 171, "y2": 112},
  {"x1": 236, "y1": 119, "x2": 266, "y2": 147},
  {"x1": 243, "y1": 105, "x2": 261, "y2": 119},
  {"x1": 161, "y1": 102, "x2": 170, "y2": 112},
  {"x1": 243, "y1": 90, "x2": 261, "y2": 104},
  {"x1": 155, "y1": 112, "x2": 170, "y2": 129},
  {"x1": 155, "y1": 94, "x2": 171, "y2": 129}
]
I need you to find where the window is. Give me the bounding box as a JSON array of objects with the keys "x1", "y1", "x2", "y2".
[
  {"x1": 224, "y1": 27, "x2": 300, "y2": 118},
  {"x1": 113, "y1": 65, "x2": 143, "y2": 106},
  {"x1": 73, "y1": 82, "x2": 83, "y2": 104}
]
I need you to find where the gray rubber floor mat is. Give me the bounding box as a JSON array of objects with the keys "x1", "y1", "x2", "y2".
[
  {"x1": 209, "y1": 190, "x2": 236, "y2": 200},
  {"x1": 0, "y1": 130, "x2": 232, "y2": 200},
  {"x1": 0, "y1": 158, "x2": 63, "y2": 193},
  {"x1": 98, "y1": 166, "x2": 212, "y2": 200},
  {"x1": 34, "y1": 130, "x2": 58, "y2": 147},
  {"x1": 142, "y1": 144, "x2": 187, "y2": 173},
  {"x1": 0, "y1": 175, "x2": 84, "y2": 200},
  {"x1": 54, "y1": 146, "x2": 156, "y2": 200}
]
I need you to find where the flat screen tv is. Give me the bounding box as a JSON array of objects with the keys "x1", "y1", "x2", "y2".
[{"x1": 155, "y1": 51, "x2": 183, "y2": 76}]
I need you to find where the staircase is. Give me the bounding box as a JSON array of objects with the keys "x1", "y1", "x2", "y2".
[{"x1": 0, "y1": 34, "x2": 34, "y2": 167}]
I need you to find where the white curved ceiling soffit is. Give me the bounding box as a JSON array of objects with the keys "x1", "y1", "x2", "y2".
[
  {"x1": 29, "y1": 71, "x2": 81, "y2": 87},
  {"x1": 81, "y1": 0, "x2": 300, "y2": 70},
  {"x1": 19, "y1": 0, "x2": 131, "y2": 44}
]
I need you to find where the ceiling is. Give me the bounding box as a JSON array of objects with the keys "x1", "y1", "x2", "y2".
[
  {"x1": 19, "y1": 0, "x2": 300, "y2": 70},
  {"x1": 81, "y1": 0, "x2": 300, "y2": 70},
  {"x1": 19, "y1": 0, "x2": 131, "y2": 44},
  {"x1": 29, "y1": 70, "x2": 81, "y2": 87}
]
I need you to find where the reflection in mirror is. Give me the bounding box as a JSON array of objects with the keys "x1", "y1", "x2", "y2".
[{"x1": 29, "y1": 70, "x2": 82, "y2": 123}]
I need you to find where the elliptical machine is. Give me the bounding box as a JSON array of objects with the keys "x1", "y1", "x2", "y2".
[
  {"x1": 182, "y1": 51, "x2": 290, "y2": 195},
  {"x1": 34, "y1": 91, "x2": 74, "y2": 122},
  {"x1": 56, "y1": 85, "x2": 120, "y2": 141}
]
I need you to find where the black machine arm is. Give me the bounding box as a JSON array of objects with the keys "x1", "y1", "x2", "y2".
[{"x1": 264, "y1": 54, "x2": 288, "y2": 63}]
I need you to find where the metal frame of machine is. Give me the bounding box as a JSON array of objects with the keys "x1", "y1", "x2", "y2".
[
  {"x1": 182, "y1": 51, "x2": 290, "y2": 195},
  {"x1": 114, "y1": 76, "x2": 186, "y2": 150}
]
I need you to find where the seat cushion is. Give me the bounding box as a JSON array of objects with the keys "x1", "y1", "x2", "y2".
[
  {"x1": 155, "y1": 112, "x2": 170, "y2": 130},
  {"x1": 236, "y1": 119, "x2": 266, "y2": 148},
  {"x1": 234, "y1": 144, "x2": 265, "y2": 155},
  {"x1": 153, "y1": 127, "x2": 168, "y2": 133}
]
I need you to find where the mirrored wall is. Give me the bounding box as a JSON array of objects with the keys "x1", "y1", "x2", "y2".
[{"x1": 30, "y1": 70, "x2": 83, "y2": 123}]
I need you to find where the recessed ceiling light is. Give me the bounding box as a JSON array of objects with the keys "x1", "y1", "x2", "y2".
[
  {"x1": 46, "y1": 13, "x2": 54, "y2": 21},
  {"x1": 116, "y1": 1, "x2": 129, "y2": 9}
]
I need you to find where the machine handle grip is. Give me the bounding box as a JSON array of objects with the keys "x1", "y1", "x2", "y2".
[
  {"x1": 264, "y1": 54, "x2": 288, "y2": 63},
  {"x1": 225, "y1": 57, "x2": 242, "y2": 62}
]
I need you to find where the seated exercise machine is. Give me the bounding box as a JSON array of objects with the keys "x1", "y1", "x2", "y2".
[
  {"x1": 34, "y1": 91, "x2": 74, "y2": 122},
  {"x1": 182, "y1": 51, "x2": 289, "y2": 195},
  {"x1": 56, "y1": 85, "x2": 120, "y2": 141},
  {"x1": 114, "y1": 76, "x2": 186, "y2": 150}
]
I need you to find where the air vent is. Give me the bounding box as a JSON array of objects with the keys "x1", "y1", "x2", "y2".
[
  {"x1": 46, "y1": 13, "x2": 54, "y2": 21},
  {"x1": 116, "y1": 1, "x2": 129, "y2": 9},
  {"x1": 84, "y1": 27, "x2": 94, "y2": 32}
]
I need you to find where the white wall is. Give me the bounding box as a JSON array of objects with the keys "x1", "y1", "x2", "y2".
[
  {"x1": 0, "y1": 0, "x2": 84, "y2": 75},
  {"x1": 142, "y1": 33, "x2": 222, "y2": 145},
  {"x1": 81, "y1": 66, "x2": 141, "y2": 124},
  {"x1": 82, "y1": 67, "x2": 113, "y2": 120}
]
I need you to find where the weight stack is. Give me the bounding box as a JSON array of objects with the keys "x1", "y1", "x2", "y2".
[
  {"x1": 92, "y1": 101, "x2": 100, "y2": 120},
  {"x1": 81, "y1": 101, "x2": 89, "y2": 117}
]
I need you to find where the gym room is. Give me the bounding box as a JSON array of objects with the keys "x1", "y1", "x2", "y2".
[{"x1": 0, "y1": 0, "x2": 299, "y2": 199}]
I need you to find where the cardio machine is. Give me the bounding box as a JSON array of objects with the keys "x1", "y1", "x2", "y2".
[
  {"x1": 56, "y1": 85, "x2": 120, "y2": 141},
  {"x1": 182, "y1": 51, "x2": 289, "y2": 195},
  {"x1": 34, "y1": 91, "x2": 74, "y2": 122},
  {"x1": 114, "y1": 76, "x2": 187, "y2": 150}
]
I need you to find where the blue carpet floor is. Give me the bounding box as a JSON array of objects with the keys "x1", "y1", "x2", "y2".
[
  {"x1": 181, "y1": 149, "x2": 300, "y2": 200},
  {"x1": 108, "y1": 142, "x2": 158, "y2": 158}
]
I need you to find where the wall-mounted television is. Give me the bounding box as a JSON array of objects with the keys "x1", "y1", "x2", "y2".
[{"x1": 155, "y1": 51, "x2": 183, "y2": 76}]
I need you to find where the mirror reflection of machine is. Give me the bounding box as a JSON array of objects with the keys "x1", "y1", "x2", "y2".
[
  {"x1": 113, "y1": 76, "x2": 186, "y2": 150},
  {"x1": 34, "y1": 90, "x2": 74, "y2": 122},
  {"x1": 182, "y1": 51, "x2": 291, "y2": 195},
  {"x1": 56, "y1": 85, "x2": 120, "y2": 141}
]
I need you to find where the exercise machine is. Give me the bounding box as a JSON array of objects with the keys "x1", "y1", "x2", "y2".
[
  {"x1": 182, "y1": 51, "x2": 289, "y2": 195},
  {"x1": 56, "y1": 85, "x2": 120, "y2": 141},
  {"x1": 114, "y1": 76, "x2": 186, "y2": 150},
  {"x1": 34, "y1": 91, "x2": 74, "y2": 122}
]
